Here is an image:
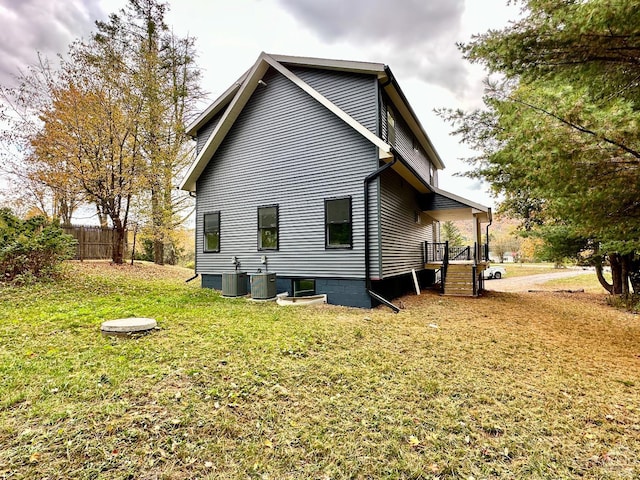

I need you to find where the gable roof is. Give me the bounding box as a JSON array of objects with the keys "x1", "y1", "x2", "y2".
[{"x1": 180, "y1": 52, "x2": 445, "y2": 191}]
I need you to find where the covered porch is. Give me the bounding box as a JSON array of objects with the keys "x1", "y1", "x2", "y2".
[{"x1": 420, "y1": 188, "x2": 492, "y2": 296}]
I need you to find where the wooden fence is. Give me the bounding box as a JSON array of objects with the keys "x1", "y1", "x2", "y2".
[{"x1": 62, "y1": 226, "x2": 128, "y2": 260}]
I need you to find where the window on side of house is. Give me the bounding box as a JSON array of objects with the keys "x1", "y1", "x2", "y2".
[
  {"x1": 258, "y1": 205, "x2": 278, "y2": 250},
  {"x1": 387, "y1": 108, "x2": 396, "y2": 145},
  {"x1": 325, "y1": 197, "x2": 352, "y2": 249},
  {"x1": 203, "y1": 212, "x2": 220, "y2": 253},
  {"x1": 293, "y1": 279, "x2": 315, "y2": 297}
]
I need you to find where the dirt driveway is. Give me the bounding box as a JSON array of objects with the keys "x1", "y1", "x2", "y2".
[{"x1": 485, "y1": 269, "x2": 594, "y2": 292}]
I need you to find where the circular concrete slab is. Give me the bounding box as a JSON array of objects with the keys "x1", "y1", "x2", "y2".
[{"x1": 101, "y1": 317, "x2": 157, "y2": 336}]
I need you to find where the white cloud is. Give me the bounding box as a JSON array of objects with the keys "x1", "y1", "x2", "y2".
[
  {"x1": 276, "y1": 0, "x2": 468, "y2": 92},
  {"x1": 0, "y1": 0, "x2": 105, "y2": 86},
  {"x1": 1, "y1": 0, "x2": 520, "y2": 209}
]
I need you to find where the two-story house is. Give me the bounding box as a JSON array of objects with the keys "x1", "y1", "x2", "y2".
[{"x1": 180, "y1": 53, "x2": 491, "y2": 308}]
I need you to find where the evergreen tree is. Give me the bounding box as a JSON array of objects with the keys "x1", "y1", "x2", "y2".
[
  {"x1": 440, "y1": 0, "x2": 640, "y2": 294},
  {"x1": 441, "y1": 221, "x2": 466, "y2": 247}
]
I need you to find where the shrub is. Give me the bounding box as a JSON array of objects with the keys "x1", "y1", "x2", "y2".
[
  {"x1": 607, "y1": 294, "x2": 640, "y2": 313},
  {"x1": 0, "y1": 208, "x2": 77, "y2": 282}
]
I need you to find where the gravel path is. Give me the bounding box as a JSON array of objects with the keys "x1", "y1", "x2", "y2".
[{"x1": 485, "y1": 269, "x2": 594, "y2": 292}]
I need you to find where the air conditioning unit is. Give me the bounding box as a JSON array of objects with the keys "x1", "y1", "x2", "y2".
[
  {"x1": 222, "y1": 272, "x2": 248, "y2": 297},
  {"x1": 250, "y1": 272, "x2": 276, "y2": 300}
]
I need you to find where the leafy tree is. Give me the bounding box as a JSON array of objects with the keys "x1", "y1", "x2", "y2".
[
  {"x1": 440, "y1": 0, "x2": 640, "y2": 295},
  {"x1": 528, "y1": 223, "x2": 589, "y2": 267},
  {"x1": 95, "y1": 0, "x2": 203, "y2": 264},
  {"x1": 0, "y1": 56, "x2": 85, "y2": 226},
  {"x1": 29, "y1": 53, "x2": 145, "y2": 264},
  {"x1": 490, "y1": 230, "x2": 521, "y2": 263},
  {"x1": 0, "y1": 0, "x2": 202, "y2": 264},
  {"x1": 518, "y1": 236, "x2": 543, "y2": 263}
]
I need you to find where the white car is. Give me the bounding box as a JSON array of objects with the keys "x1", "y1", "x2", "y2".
[{"x1": 483, "y1": 265, "x2": 506, "y2": 279}]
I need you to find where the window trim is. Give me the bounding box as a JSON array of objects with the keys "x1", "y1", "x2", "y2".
[
  {"x1": 324, "y1": 196, "x2": 353, "y2": 250},
  {"x1": 203, "y1": 211, "x2": 220, "y2": 253},
  {"x1": 257, "y1": 204, "x2": 279, "y2": 251}
]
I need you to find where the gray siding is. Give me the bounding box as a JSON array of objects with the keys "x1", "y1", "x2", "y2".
[
  {"x1": 196, "y1": 110, "x2": 225, "y2": 155},
  {"x1": 380, "y1": 94, "x2": 435, "y2": 187},
  {"x1": 421, "y1": 192, "x2": 468, "y2": 211},
  {"x1": 380, "y1": 168, "x2": 435, "y2": 278},
  {"x1": 292, "y1": 67, "x2": 378, "y2": 134},
  {"x1": 195, "y1": 67, "x2": 380, "y2": 279}
]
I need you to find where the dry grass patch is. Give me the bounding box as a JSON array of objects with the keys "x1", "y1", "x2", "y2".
[{"x1": 1, "y1": 262, "x2": 639, "y2": 479}]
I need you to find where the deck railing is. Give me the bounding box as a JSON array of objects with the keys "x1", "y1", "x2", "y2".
[
  {"x1": 424, "y1": 242, "x2": 447, "y2": 263},
  {"x1": 424, "y1": 242, "x2": 490, "y2": 264},
  {"x1": 424, "y1": 241, "x2": 489, "y2": 295}
]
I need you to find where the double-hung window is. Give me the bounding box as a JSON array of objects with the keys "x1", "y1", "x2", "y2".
[
  {"x1": 325, "y1": 197, "x2": 352, "y2": 248},
  {"x1": 203, "y1": 212, "x2": 220, "y2": 252},
  {"x1": 258, "y1": 205, "x2": 278, "y2": 250}
]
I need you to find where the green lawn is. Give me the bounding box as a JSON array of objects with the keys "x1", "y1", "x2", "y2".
[{"x1": 1, "y1": 262, "x2": 639, "y2": 479}]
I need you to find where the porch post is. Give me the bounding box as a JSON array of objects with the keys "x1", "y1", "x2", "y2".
[{"x1": 472, "y1": 214, "x2": 482, "y2": 264}]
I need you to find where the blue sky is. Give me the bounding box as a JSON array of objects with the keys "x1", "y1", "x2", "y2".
[{"x1": 0, "y1": 0, "x2": 521, "y2": 210}]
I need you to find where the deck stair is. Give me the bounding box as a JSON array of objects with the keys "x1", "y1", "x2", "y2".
[{"x1": 444, "y1": 263, "x2": 476, "y2": 296}]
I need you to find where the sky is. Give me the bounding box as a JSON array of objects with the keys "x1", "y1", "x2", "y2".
[{"x1": 0, "y1": 0, "x2": 521, "y2": 211}]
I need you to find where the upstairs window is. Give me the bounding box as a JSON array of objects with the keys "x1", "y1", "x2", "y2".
[
  {"x1": 203, "y1": 212, "x2": 220, "y2": 252},
  {"x1": 258, "y1": 205, "x2": 279, "y2": 250},
  {"x1": 387, "y1": 108, "x2": 396, "y2": 145},
  {"x1": 325, "y1": 197, "x2": 352, "y2": 249}
]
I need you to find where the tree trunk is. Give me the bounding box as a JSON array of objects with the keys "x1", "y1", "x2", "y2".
[
  {"x1": 629, "y1": 255, "x2": 640, "y2": 294},
  {"x1": 111, "y1": 221, "x2": 126, "y2": 264},
  {"x1": 57, "y1": 196, "x2": 73, "y2": 227},
  {"x1": 595, "y1": 259, "x2": 614, "y2": 294},
  {"x1": 96, "y1": 205, "x2": 109, "y2": 228},
  {"x1": 154, "y1": 239, "x2": 164, "y2": 265},
  {"x1": 621, "y1": 253, "x2": 631, "y2": 296},
  {"x1": 610, "y1": 253, "x2": 623, "y2": 295}
]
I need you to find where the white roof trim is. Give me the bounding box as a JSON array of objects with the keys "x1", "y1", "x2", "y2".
[
  {"x1": 269, "y1": 54, "x2": 444, "y2": 169},
  {"x1": 180, "y1": 52, "x2": 392, "y2": 191}
]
